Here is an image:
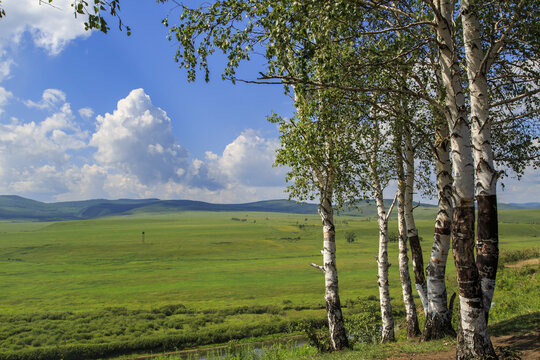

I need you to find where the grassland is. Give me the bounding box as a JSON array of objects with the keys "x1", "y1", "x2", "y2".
[{"x1": 0, "y1": 209, "x2": 538, "y2": 359}]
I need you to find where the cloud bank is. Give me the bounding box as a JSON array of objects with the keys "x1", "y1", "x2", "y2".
[{"x1": 0, "y1": 87, "x2": 288, "y2": 202}]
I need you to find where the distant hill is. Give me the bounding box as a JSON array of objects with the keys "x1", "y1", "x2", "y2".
[
  {"x1": 0, "y1": 196, "x2": 320, "y2": 221},
  {"x1": 0, "y1": 195, "x2": 537, "y2": 222},
  {"x1": 500, "y1": 202, "x2": 540, "y2": 210}
]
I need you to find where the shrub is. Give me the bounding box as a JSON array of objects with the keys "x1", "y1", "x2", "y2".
[
  {"x1": 346, "y1": 232, "x2": 356, "y2": 243},
  {"x1": 295, "y1": 319, "x2": 331, "y2": 352},
  {"x1": 345, "y1": 301, "x2": 381, "y2": 345}
]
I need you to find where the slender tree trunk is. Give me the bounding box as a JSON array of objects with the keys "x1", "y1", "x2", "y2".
[
  {"x1": 462, "y1": 0, "x2": 499, "y2": 326},
  {"x1": 318, "y1": 193, "x2": 349, "y2": 350},
  {"x1": 403, "y1": 125, "x2": 428, "y2": 313},
  {"x1": 433, "y1": 1, "x2": 495, "y2": 358},
  {"x1": 370, "y1": 118, "x2": 395, "y2": 343},
  {"x1": 395, "y1": 131, "x2": 421, "y2": 338},
  {"x1": 422, "y1": 120, "x2": 456, "y2": 340},
  {"x1": 374, "y1": 189, "x2": 395, "y2": 342}
]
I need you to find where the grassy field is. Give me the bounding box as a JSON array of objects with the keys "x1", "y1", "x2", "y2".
[{"x1": 0, "y1": 209, "x2": 538, "y2": 359}]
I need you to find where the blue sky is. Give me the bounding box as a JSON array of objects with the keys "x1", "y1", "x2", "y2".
[{"x1": 0, "y1": 0, "x2": 537, "y2": 204}]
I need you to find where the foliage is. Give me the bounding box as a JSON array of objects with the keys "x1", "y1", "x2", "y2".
[
  {"x1": 344, "y1": 300, "x2": 381, "y2": 345},
  {"x1": 345, "y1": 232, "x2": 356, "y2": 244},
  {"x1": 295, "y1": 319, "x2": 332, "y2": 353}
]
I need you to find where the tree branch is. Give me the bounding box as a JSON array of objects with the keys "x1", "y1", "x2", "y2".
[{"x1": 310, "y1": 263, "x2": 326, "y2": 273}]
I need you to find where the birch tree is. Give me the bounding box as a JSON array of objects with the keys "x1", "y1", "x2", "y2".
[
  {"x1": 271, "y1": 85, "x2": 360, "y2": 350},
  {"x1": 365, "y1": 114, "x2": 396, "y2": 343},
  {"x1": 461, "y1": 0, "x2": 540, "y2": 328},
  {"x1": 393, "y1": 118, "x2": 421, "y2": 338},
  {"x1": 422, "y1": 112, "x2": 456, "y2": 340}
]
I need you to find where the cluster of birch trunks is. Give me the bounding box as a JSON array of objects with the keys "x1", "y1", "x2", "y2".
[{"x1": 299, "y1": 2, "x2": 536, "y2": 360}]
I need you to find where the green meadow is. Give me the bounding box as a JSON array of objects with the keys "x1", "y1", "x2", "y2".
[{"x1": 0, "y1": 209, "x2": 538, "y2": 359}]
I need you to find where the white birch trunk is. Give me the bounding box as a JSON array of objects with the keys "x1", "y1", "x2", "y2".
[
  {"x1": 403, "y1": 126, "x2": 428, "y2": 313},
  {"x1": 433, "y1": 1, "x2": 495, "y2": 358},
  {"x1": 318, "y1": 193, "x2": 349, "y2": 350},
  {"x1": 374, "y1": 189, "x2": 395, "y2": 343},
  {"x1": 371, "y1": 119, "x2": 395, "y2": 343},
  {"x1": 396, "y1": 133, "x2": 420, "y2": 338},
  {"x1": 462, "y1": 0, "x2": 499, "y2": 326},
  {"x1": 422, "y1": 121, "x2": 455, "y2": 340}
]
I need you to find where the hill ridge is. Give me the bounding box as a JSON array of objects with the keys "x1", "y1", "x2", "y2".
[{"x1": 0, "y1": 195, "x2": 536, "y2": 222}]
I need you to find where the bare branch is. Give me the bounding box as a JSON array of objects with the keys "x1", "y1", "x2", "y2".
[
  {"x1": 385, "y1": 193, "x2": 398, "y2": 223},
  {"x1": 310, "y1": 263, "x2": 326, "y2": 273}
]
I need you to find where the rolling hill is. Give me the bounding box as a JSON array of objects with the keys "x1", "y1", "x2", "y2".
[{"x1": 0, "y1": 195, "x2": 536, "y2": 222}]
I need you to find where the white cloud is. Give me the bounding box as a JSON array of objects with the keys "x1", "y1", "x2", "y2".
[
  {"x1": 90, "y1": 88, "x2": 190, "y2": 185},
  {"x1": 0, "y1": 86, "x2": 13, "y2": 115},
  {"x1": 0, "y1": 55, "x2": 14, "y2": 82},
  {"x1": 0, "y1": 0, "x2": 88, "y2": 56},
  {"x1": 0, "y1": 0, "x2": 89, "y2": 82},
  {"x1": 0, "y1": 86, "x2": 12, "y2": 105},
  {"x1": 204, "y1": 129, "x2": 287, "y2": 187},
  {"x1": 0, "y1": 87, "x2": 288, "y2": 202},
  {"x1": 0, "y1": 99, "x2": 88, "y2": 197},
  {"x1": 498, "y1": 166, "x2": 540, "y2": 204},
  {"x1": 78, "y1": 107, "x2": 94, "y2": 119},
  {"x1": 24, "y1": 88, "x2": 67, "y2": 109}
]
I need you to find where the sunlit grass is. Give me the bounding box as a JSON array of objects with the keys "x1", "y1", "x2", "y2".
[{"x1": 0, "y1": 210, "x2": 537, "y2": 359}]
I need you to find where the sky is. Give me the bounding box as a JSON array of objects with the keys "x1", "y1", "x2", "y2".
[{"x1": 0, "y1": 0, "x2": 537, "y2": 204}]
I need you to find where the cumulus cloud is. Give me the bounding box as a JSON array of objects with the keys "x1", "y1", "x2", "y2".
[
  {"x1": 204, "y1": 129, "x2": 287, "y2": 187},
  {"x1": 0, "y1": 100, "x2": 88, "y2": 197},
  {"x1": 90, "y1": 88, "x2": 190, "y2": 185},
  {"x1": 24, "y1": 88, "x2": 67, "y2": 109},
  {"x1": 0, "y1": 87, "x2": 289, "y2": 202}
]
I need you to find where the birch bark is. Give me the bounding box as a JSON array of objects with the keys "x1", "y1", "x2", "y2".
[
  {"x1": 371, "y1": 118, "x2": 395, "y2": 343},
  {"x1": 395, "y1": 130, "x2": 421, "y2": 338},
  {"x1": 433, "y1": 0, "x2": 495, "y2": 357},
  {"x1": 461, "y1": 0, "x2": 499, "y2": 325},
  {"x1": 403, "y1": 126, "x2": 428, "y2": 313},
  {"x1": 318, "y1": 192, "x2": 350, "y2": 350},
  {"x1": 422, "y1": 120, "x2": 456, "y2": 340}
]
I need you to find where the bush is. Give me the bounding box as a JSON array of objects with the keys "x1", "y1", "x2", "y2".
[
  {"x1": 346, "y1": 232, "x2": 356, "y2": 243},
  {"x1": 345, "y1": 301, "x2": 381, "y2": 345},
  {"x1": 295, "y1": 319, "x2": 332, "y2": 352}
]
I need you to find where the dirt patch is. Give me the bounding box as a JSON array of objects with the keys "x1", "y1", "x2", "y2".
[
  {"x1": 505, "y1": 258, "x2": 540, "y2": 268},
  {"x1": 388, "y1": 332, "x2": 540, "y2": 359}
]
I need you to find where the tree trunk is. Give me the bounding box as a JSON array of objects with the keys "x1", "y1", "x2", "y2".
[
  {"x1": 422, "y1": 121, "x2": 456, "y2": 340},
  {"x1": 433, "y1": 1, "x2": 495, "y2": 357},
  {"x1": 319, "y1": 193, "x2": 349, "y2": 351},
  {"x1": 374, "y1": 189, "x2": 395, "y2": 342},
  {"x1": 403, "y1": 125, "x2": 428, "y2": 313},
  {"x1": 396, "y1": 131, "x2": 421, "y2": 338},
  {"x1": 462, "y1": 0, "x2": 499, "y2": 325},
  {"x1": 371, "y1": 118, "x2": 395, "y2": 343}
]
